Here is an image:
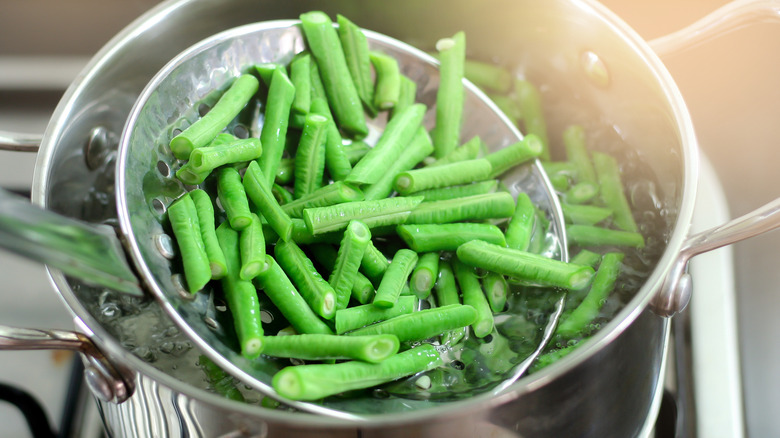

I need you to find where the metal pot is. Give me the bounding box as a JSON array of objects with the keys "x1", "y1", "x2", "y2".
[{"x1": 2, "y1": 0, "x2": 779, "y2": 436}]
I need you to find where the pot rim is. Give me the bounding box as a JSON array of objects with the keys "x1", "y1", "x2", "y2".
[{"x1": 32, "y1": 0, "x2": 699, "y2": 427}]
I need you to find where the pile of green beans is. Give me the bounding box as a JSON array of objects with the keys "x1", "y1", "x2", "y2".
[{"x1": 164, "y1": 11, "x2": 646, "y2": 404}]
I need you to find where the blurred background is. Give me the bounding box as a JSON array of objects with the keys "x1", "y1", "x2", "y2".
[{"x1": 1, "y1": 0, "x2": 778, "y2": 436}]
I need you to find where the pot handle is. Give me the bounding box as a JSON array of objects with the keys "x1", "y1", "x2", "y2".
[
  {"x1": 0, "y1": 188, "x2": 143, "y2": 296},
  {"x1": 0, "y1": 325, "x2": 134, "y2": 403},
  {"x1": 0, "y1": 130, "x2": 41, "y2": 152}
]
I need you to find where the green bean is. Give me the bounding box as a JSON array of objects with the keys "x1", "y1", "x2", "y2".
[
  {"x1": 188, "y1": 189, "x2": 227, "y2": 279},
  {"x1": 215, "y1": 222, "x2": 264, "y2": 358},
  {"x1": 390, "y1": 75, "x2": 416, "y2": 119},
  {"x1": 396, "y1": 223, "x2": 506, "y2": 253},
  {"x1": 345, "y1": 103, "x2": 426, "y2": 185},
  {"x1": 336, "y1": 14, "x2": 376, "y2": 115},
  {"x1": 348, "y1": 304, "x2": 477, "y2": 342},
  {"x1": 452, "y1": 258, "x2": 493, "y2": 338},
  {"x1": 303, "y1": 196, "x2": 424, "y2": 235},
  {"x1": 243, "y1": 161, "x2": 293, "y2": 242},
  {"x1": 362, "y1": 127, "x2": 434, "y2": 201},
  {"x1": 188, "y1": 138, "x2": 262, "y2": 174},
  {"x1": 566, "y1": 224, "x2": 645, "y2": 248},
  {"x1": 464, "y1": 59, "x2": 512, "y2": 93},
  {"x1": 263, "y1": 218, "x2": 343, "y2": 246},
  {"x1": 569, "y1": 249, "x2": 602, "y2": 268},
  {"x1": 274, "y1": 239, "x2": 337, "y2": 320},
  {"x1": 176, "y1": 133, "x2": 237, "y2": 184},
  {"x1": 456, "y1": 240, "x2": 595, "y2": 290},
  {"x1": 272, "y1": 344, "x2": 441, "y2": 401},
  {"x1": 198, "y1": 355, "x2": 245, "y2": 402},
  {"x1": 564, "y1": 181, "x2": 599, "y2": 205},
  {"x1": 253, "y1": 255, "x2": 333, "y2": 335},
  {"x1": 289, "y1": 53, "x2": 312, "y2": 118},
  {"x1": 308, "y1": 57, "x2": 327, "y2": 101},
  {"x1": 514, "y1": 79, "x2": 550, "y2": 161},
  {"x1": 592, "y1": 151, "x2": 638, "y2": 232},
  {"x1": 487, "y1": 94, "x2": 522, "y2": 125},
  {"x1": 433, "y1": 260, "x2": 465, "y2": 344},
  {"x1": 239, "y1": 214, "x2": 267, "y2": 281},
  {"x1": 410, "y1": 252, "x2": 439, "y2": 299},
  {"x1": 309, "y1": 244, "x2": 375, "y2": 305},
  {"x1": 504, "y1": 192, "x2": 535, "y2": 251},
  {"x1": 483, "y1": 134, "x2": 544, "y2": 179},
  {"x1": 561, "y1": 203, "x2": 613, "y2": 226},
  {"x1": 300, "y1": 11, "x2": 367, "y2": 138},
  {"x1": 262, "y1": 333, "x2": 399, "y2": 363},
  {"x1": 360, "y1": 240, "x2": 390, "y2": 286},
  {"x1": 168, "y1": 193, "x2": 211, "y2": 293},
  {"x1": 254, "y1": 63, "x2": 281, "y2": 86},
  {"x1": 432, "y1": 32, "x2": 466, "y2": 159},
  {"x1": 257, "y1": 67, "x2": 295, "y2": 186},
  {"x1": 531, "y1": 345, "x2": 577, "y2": 372},
  {"x1": 427, "y1": 135, "x2": 482, "y2": 167},
  {"x1": 170, "y1": 74, "x2": 259, "y2": 160},
  {"x1": 482, "y1": 272, "x2": 508, "y2": 313},
  {"x1": 329, "y1": 221, "x2": 372, "y2": 310},
  {"x1": 344, "y1": 140, "x2": 370, "y2": 165},
  {"x1": 335, "y1": 295, "x2": 417, "y2": 334},
  {"x1": 275, "y1": 158, "x2": 295, "y2": 186},
  {"x1": 393, "y1": 158, "x2": 492, "y2": 196},
  {"x1": 369, "y1": 50, "x2": 401, "y2": 110},
  {"x1": 282, "y1": 181, "x2": 363, "y2": 218},
  {"x1": 413, "y1": 180, "x2": 498, "y2": 203},
  {"x1": 563, "y1": 125, "x2": 597, "y2": 185},
  {"x1": 405, "y1": 192, "x2": 515, "y2": 224},
  {"x1": 217, "y1": 167, "x2": 252, "y2": 231},
  {"x1": 310, "y1": 98, "x2": 352, "y2": 182},
  {"x1": 372, "y1": 249, "x2": 418, "y2": 308},
  {"x1": 272, "y1": 184, "x2": 294, "y2": 206},
  {"x1": 293, "y1": 113, "x2": 329, "y2": 199},
  {"x1": 556, "y1": 252, "x2": 624, "y2": 338}
]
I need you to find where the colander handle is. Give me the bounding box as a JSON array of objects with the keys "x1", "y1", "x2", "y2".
[
  {"x1": 0, "y1": 131, "x2": 40, "y2": 152},
  {"x1": 0, "y1": 188, "x2": 143, "y2": 296}
]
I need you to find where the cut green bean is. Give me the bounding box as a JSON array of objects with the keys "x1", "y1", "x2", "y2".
[
  {"x1": 344, "y1": 140, "x2": 370, "y2": 165},
  {"x1": 337, "y1": 14, "x2": 375, "y2": 114},
  {"x1": 263, "y1": 218, "x2": 343, "y2": 245},
  {"x1": 456, "y1": 240, "x2": 595, "y2": 290},
  {"x1": 483, "y1": 134, "x2": 544, "y2": 179},
  {"x1": 397, "y1": 223, "x2": 506, "y2": 252},
  {"x1": 272, "y1": 344, "x2": 441, "y2": 401},
  {"x1": 563, "y1": 125, "x2": 597, "y2": 185},
  {"x1": 310, "y1": 244, "x2": 375, "y2": 305},
  {"x1": 289, "y1": 53, "x2": 312, "y2": 118},
  {"x1": 293, "y1": 113, "x2": 329, "y2": 199},
  {"x1": 433, "y1": 260, "x2": 465, "y2": 344},
  {"x1": 189, "y1": 189, "x2": 227, "y2": 279},
  {"x1": 243, "y1": 161, "x2": 293, "y2": 242},
  {"x1": 414, "y1": 180, "x2": 498, "y2": 203},
  {"x1": 309, "y1": 58, "x2": 327, "y2": 101},
  {"x1": 531, "y1": 345, "x2": 577, "y2": 372},
  {"x1": 253, "y1": 255, "x2": 333, "y2": 335},
  {"x1": 188, "y1": 138, "x2": 262, "y2": 174},
  {"x1": 168, "y1": 193, "x2": 211, "y2": 293},
  {"x1": 452, "y1": 258, "x2": 493, "y2": 338},
  {"x1": 254, "y1": 63, "x2": 281, "y2": 86},
  {"x1": 514, "y1": 79, "x2": 550, "y2": 161},
  {"x1": 562, "y1": 203, "x2": 613, "y2": 226},
  {"x1": 348, "y1": 304, "x2": 477, "y2": 342},
  {"x1": 257, "y1": 67, "x2": 295, "y2": 186},
  {"x1": 373, "y1": 249, "x2": 418, "y2": 308},
  {"x1": 592, "y1": 151, "x2": 638, "y2": 232},
  {"x1": 405, "y1": 192, "x2": 515, "y2": 224},
  {"x1": 262, "y1": 333, "x2": 399, "y2": 363},
  {"x1": 310, "y1": 97, "x2": 352, "y2": 182},
  {"x1": 427, "y1": 135, "x2": 482, "y2": 167},
  {"x1": 482, "y1": 272, "x2": 508, "y2": 313},
  {"x1": 275, "y1": 158, "x2": 295, "y2": 186},
  {"x1": 282, "y1": 181, "x2": 364, "y2": 218},
  {"x1": 345, "y1": 103, "x2": 426, "y2": 185},
  {"x1": 329, "y1": 220, "x2": 372, "y2": 310},
  {"x1": 504, "y1": 192, "x2": 535, "y2": 251},
  {"x1": 272, "y1": 184, "x2": 294, "y2": 206},
  {"x1": 369, "y1": 50, "x2": 401, "y2": 110},
  {"x1": 556, "y1": 252, "x2": 624, "y2": 338},
  {"x1": 566, "y1": 224, "x2": 645, "y2": 248},
  {"x1": 362, "y1": 127, "x2": 434, "y2": 201},
  {"x1": 303, "y1": 196, "x2": 424, "y2": 235},
  {"x1": 170, "y1": 74, "x2": 259, "y2": 160},
  {"x1": 300, "y1": 11, "x2": 367, "y2": 138},
  {"x1": 570, "y1": 249, "x2": 602, "y2": 268},
  {"x1": 390, "y1": 75, "x2": 416, "y2": 119},
  {"x1": 393, "y1": 158, "x2": 492, "y2": 196},
  {"x1": 198, "y1": 355, "x2": 245, "y2": 402},
  {"x1": 239, "y1": 213, "x2": 267, "y2": 281},
  {"x1": 360, "y1": 241, "x2": 390, "y2": 286},
  {"x1": 432, "y1": 32, "x2": 466, "y2": 158},
  {"x1": 410, "y1": 252, "x2": 439, "y2": 299},
  {"x1": 217, "y1": 167, "x2": 252, "y2": 231},
  {"x1": 464, "y1": 59, "x2": 512, "y2": 93},
  {"x1": 335, "y1": 295, "x2": 416, "y2": 334},
  {"x1": 564, "y1": 181, "x2": 599, "y2": 205},
  {"x1": 176, "y1": 133, "x2": 237, "y2": 184},
  {"x1": 215, "y1": 222, "x2": 264, "y2": 359},
  {"x1": 274, "y1": 239, "x2": 337, "y2": 320},
  {"x1": 487, "y1": 94, "x2": 522, "y2": 125}
]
